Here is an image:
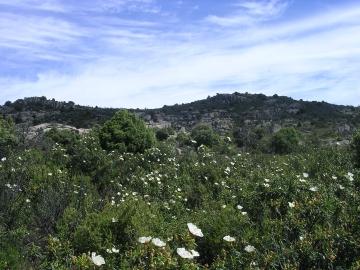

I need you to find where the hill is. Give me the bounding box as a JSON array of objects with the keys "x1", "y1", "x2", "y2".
[{"x1": 1, "y1": 93, "x2": 359, "y2": 144}]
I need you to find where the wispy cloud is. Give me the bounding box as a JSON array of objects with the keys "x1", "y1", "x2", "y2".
[
  {"x1": 0, "y1": 0, "x2": 66, "y2": 12},
  {"x1": 205, "y1": 0, "x2": 289, "y2": 27},
  {"x1": 0, "y1": 0, "x2": 359, "y2": 107}
]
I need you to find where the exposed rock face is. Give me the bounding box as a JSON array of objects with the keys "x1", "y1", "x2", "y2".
[{"x1": 26, "y1": 123, "x2": 90, "y2": 140}]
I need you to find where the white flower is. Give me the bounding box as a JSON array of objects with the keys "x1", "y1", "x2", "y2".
[
  {"x1": 223, "y1": 235, "x2": 236, "y2": 242},
  {"x1": 177, "y1": 248, "x2": 195, "y2": 259},
  {"x1": 190, "y1": 250, "x2": 200, "y2": 257},
  {"x1": 151, "y1": 238, "x2": 166, "y2": 247},
  {"x1": 111, "y1": 247, "x2": 119, "y2": 253},
  {"x1": 244, "y1": 245, "x2": 256, "y2": 253},
  {"x1": 222, "y1": 205, "x2": 227, "y2": 209},
  {"x1": 138, "y1": 236, "x2": 152, "y2": 244},
  {"x1": 346, "y1": 172, "x2": 354, "y2": 181},
  {"x1": 303, "y1": 173, "x2": 309, "y2": 178},
  {"x1": 241, "y1": 211, "x2": 248, "y2": 216},
  {"x1": 25, "y1": 199, "x2": 31, "y2": 203},
  {"x1": 236, "y1": 205, "x2": 243, "y2": 210},
  {"x1": 299, "y1": 179, "x2": 307, "y2": 183},
  {"x1": 91, "y1": 252, "x2": 105, "y2": 266},
  {"x1": 187, "y1": 223, "x2": 204, "y2": 237},
  {"x1": 288, "y1": 202, "x2": 295, "y2": 208},
  {"x1": 263, "y1": 183, "x2": 270, "y2": 188},
  {"x1": 112, "y1": 217, "x2": 118, "y2": 223},
  {"x1": 339, "y1": 184, "x2": 345, "y2": 190},
  {"x1": 1, "y1": 157, "x2": 6, "y2": 162},
  {"x1": 309, "y1": 186, "x2": 318, "y2": 192}
]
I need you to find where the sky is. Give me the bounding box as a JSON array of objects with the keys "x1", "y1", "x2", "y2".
[{"x1": 0, "y1": 0, "x2": 360, "y2": 108}]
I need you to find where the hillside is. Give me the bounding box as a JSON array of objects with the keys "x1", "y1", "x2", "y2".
[{"x1": 1, "y1": 93, "x2": 359, "y2": 144}]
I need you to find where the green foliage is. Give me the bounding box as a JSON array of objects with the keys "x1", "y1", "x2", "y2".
[
  {"x1": 1, "y1": 116, "x2": 359, "y2": 269},
  {"x1": 191, "y1": 124, "x2": 220, "y2": 147},
  {"x1": 0, "y1": 116, "x2": 17, "y2": 157},
  {"x1": 155, "y1": 127, "x2": 174, "y2": 141},
  {"x1": 271, "y1": 127, "x2": 300, "y2": 154},
  {"x1": 99, "y1": 110, "x2": 155, "y2": 153},
  {"x1": 352, "y1": 130, "x2": 360, "y2": 168}
]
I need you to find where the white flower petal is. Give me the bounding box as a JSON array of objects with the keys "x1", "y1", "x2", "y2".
[
  {"x1": 177, "y1": 248, "x2": 194, "y2": 259},
  {"x1": 244, "y1": 245, "x2": 256, "y2": 253},
  {"x1": 223, "y1": 235, "x2": 236, "y2": 242},
  {"x1": 187, "y1": 223, "x2": 203, "y2": 237},
  {"x1": 91, "y1": 252, "x2": 105, "y2": 266},
  {"x1": 151, "y1": 238, "x2": 166, "y2": 247},
  {"x1": 138, "y1": 236, "x2": 152, "y2": 244}
]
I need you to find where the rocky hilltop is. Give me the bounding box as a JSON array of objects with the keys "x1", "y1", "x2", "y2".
[
  {"x1": 136, "y1": 93, "x2": 359, "y2": 141},
  {"x1": 1, "y1": 93, "x2": 359, "y2": 143},
  {"x1": 0, "y1": 96, "x2": 117, "y2": 128}
]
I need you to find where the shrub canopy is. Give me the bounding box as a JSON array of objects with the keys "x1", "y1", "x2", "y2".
[
  {"x1": 99, "y1": 110, "x2": 155, "y2": 153},
  {"x1": 271, "y1": 127, "x2": 300, "y2": 154}
]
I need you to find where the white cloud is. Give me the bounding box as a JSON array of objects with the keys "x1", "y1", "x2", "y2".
[
  {"x1": 205, "y1": 0, "x2": 289, "y2": 27},
  {"x1": 0, "y1": 12, "x2": 87, "y2": 56},
  {"x1": 0, "y1": 0, "x2": 66, "y2": 12},
  {"x1": 0, "y1": 1, "x2": 360, "y2": 107}
]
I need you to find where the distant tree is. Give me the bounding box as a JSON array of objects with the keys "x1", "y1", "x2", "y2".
[
  {"x1": 191, "y1": 124, "x2": 220, "y2": 147},
  {"x1": 271, "y1": 127, "x2": 300, "y2": 154},
  {"x1": 351, "y1": 130, "x2": 360, "y2": 168},
  {"x1": 0, "y1": 116, "x2": 17, "y2": 157},
  {"x1": 233, "y1": 127, "x2": 265, "y2": 149},
  {"x1": 98, "y1": 110, "x2": 155, "y2": 153},
  {"x1": 155, "y1": 127, "x2": 174, "y2": 141}
]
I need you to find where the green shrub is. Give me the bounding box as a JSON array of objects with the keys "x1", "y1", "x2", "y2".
[
  {"x1": 0, "y1": 116, "x2": 17, "y2": 157},
  {"x1": 191, "y1": 124, "x2": 220, "y2": 147},
  {"x1": 352, "y1": 130, "x2": 360, "y2": 168},
  {"x1": 155, "y1": 127, "x2": 174, "y2": 141},
  {"x1": 271, "y1": 127, "x2": 300, "y2": 154},
  {"x1": 98, "y1": 110, "x2": 155, "y2": 153}
]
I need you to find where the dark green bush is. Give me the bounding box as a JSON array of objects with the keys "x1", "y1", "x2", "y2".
[
  {"x1": 271, "y1": 127, "x2": 300, "y2": 154},
  {"x1": 191, "y1": 124, "x2": 220, "y2": 147},
  {"x1": 155, "y1": 127, "x2": 174, "y2": 141},
  {"x1": 0, "y1": 116, "x2": 17, "y2": 157},
  {"x1": 98, "y1": 110, "x2": 155, "y2": 153},
  {"x1": 352, "y1": 130, "x2": 360, "y2": 168}
]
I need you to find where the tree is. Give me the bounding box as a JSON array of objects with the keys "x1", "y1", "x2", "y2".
[
  {"x1": 0, "y1": 116, "x2": 17, "y2": 157},
  {"x1": 191, "y1": 124, "x2": 220, "y2": 147},
  {"x1": 351, "y1": 130, "x2": 360, "y2": 168},
  {"x1": 98, "y1": 110, "x2": 155, "y2": 153},
  {"x1": 155, "y1": 127, "x2": 174, "y2": 141},
  {"x1": 271, "y1": 127, "x2": 300, "y2": 154}
]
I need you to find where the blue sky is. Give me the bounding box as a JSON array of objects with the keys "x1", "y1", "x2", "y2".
[{"x1": 0, "y1": 0, "x2": 359, "y2": 108}]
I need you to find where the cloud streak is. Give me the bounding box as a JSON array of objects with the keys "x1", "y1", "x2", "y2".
[
  {"x1": 205, "y1": 0, "x2": 289, "y2": 27},
  {"x1": 0, "y1": 0, "x2": 359, "y2": 108}
]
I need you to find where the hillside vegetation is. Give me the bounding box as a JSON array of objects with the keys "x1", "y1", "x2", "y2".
[
  {"x1": 1, "y1": 107, "x2": 360, "y2": 269},
  {"x1": 1, "y1": 93, "x2": 359, "y2": 148}
]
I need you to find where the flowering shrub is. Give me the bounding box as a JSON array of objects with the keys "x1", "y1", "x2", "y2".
[{"x1": 0, "y1": 116, "x2": 360, "y2": 269}]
